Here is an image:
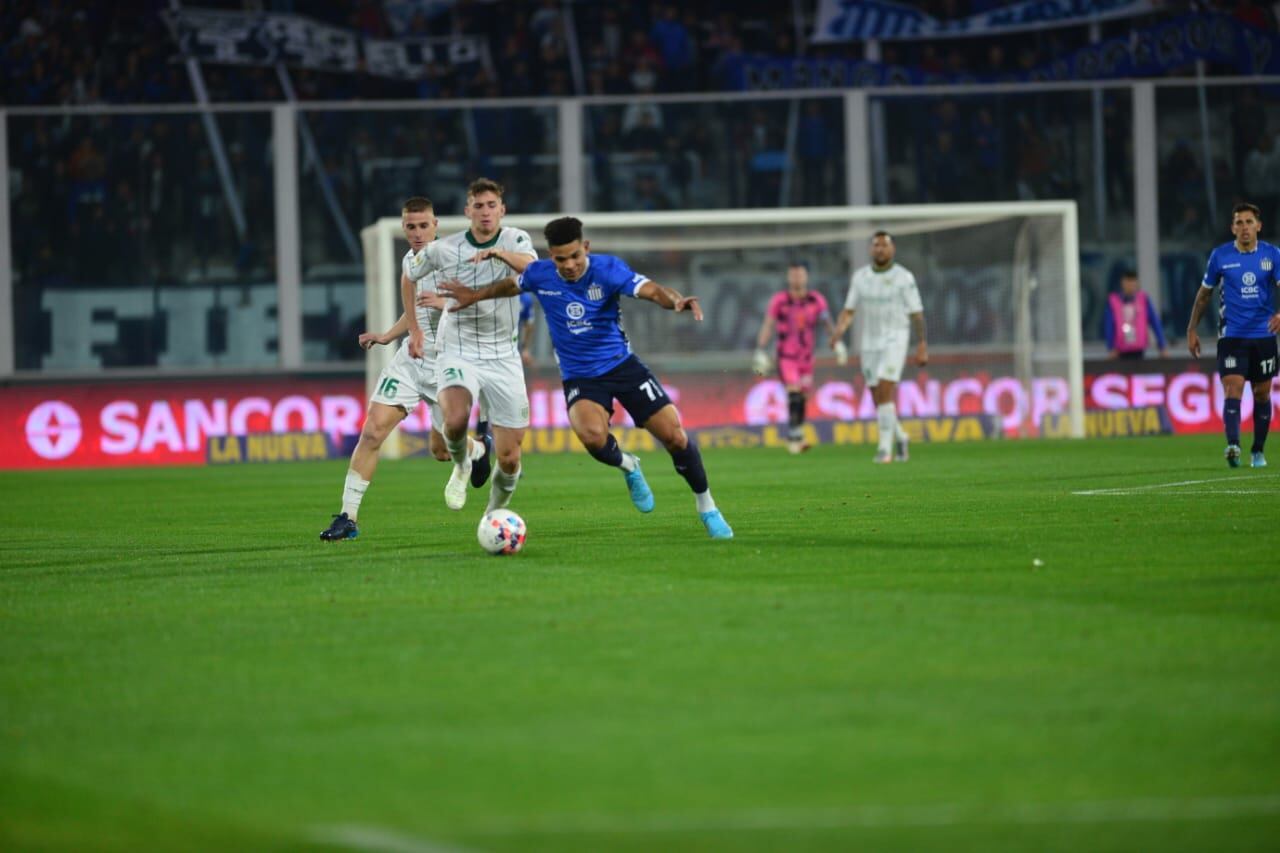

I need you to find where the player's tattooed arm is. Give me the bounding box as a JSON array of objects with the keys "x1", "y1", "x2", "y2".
[
  {"x1": 637, "y1": 281, "x2": 703, "y2": 321},
  {"x1": 470, "y1": 249, "x2": 535, "y2": 273},
  {"x1": 1186, "y1": 285, "x2": 1214, "y2": 357},
  {"x1": 910, "y1": 311, "x2": 928, "y2": 366},
  {"x1": 432, "y1": 277, "x2": 522, "y2": 310}
]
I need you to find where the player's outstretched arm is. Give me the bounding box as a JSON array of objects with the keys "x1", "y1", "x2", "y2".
[
  {"x1": 637, "y1": 281, "x2": 703, "y2": 321},
  {"x1": 437, "y1": 277, "x2": 522, "y2": 310},
  {"x1": 1186, "y1": 286, "x2": 1214, "y2": 358},
  {"x1": 470, "y1": 248, "x2": 535, "y2": 274},
  {"x1": 360, "y1": 311, "x2": 412, "y2": 350}
]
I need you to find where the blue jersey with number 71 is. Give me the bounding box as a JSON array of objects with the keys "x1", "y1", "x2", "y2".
[{"x1": 517, "y1": 254, "x2": 651, "y2": 380}]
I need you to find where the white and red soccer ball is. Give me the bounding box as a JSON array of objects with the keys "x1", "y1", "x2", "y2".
[{"x1": 477, "y1": 509, "x2": 527, "y2": 555}]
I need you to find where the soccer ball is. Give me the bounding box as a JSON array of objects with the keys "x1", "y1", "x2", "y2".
[{"x1": 477, "y1": 509, "x2": 527, "y2": 556}]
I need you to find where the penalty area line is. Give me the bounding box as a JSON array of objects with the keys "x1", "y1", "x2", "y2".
[{"x1": 1073, "y1": 473, "x2": 1280, "y2": 496}]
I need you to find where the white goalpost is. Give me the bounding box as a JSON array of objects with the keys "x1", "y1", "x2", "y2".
[{"x1": 361, "y1": 201, "x2": 1084, "y2": 456}]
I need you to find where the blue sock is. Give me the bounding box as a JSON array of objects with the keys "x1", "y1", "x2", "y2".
[
  {"x1": 670, "y1": 439, "x2": 709, "y2": 494},
  {"x1": 1252, "y1": 401, "x2": 1271, "y2": 453},
  {"x1": 588, "y1": 434, "x2": 624, "y2": 467},
  {"x1": 1224, "y1": 398, "x2": 1242, "y2": 446}
]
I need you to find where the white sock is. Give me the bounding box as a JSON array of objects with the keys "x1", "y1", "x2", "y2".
[
  {"x1": 876, "y1": 403, "x2": 896, "y2": 454},
  {"x1": 619, "y1": 452, "x2": 637, "y2": 473},
  {"x1": 445, "y1": 432, "x2": 469, "y2": 466},
  {"x1": 468, "y1": 436, "x2": 486, "y2": 461},
  {"x1": 487, "y1": 464, "x2": 521, "y2": 511},
  {"x1": 695, "y1": 490, "x2": 716, "y2": 513},
  {"x1": 341, "y1": 470, "x2": 369, "y2": 519},
  {"x1": 894, "y1": 419, "x2": 909, "y2": 441}
]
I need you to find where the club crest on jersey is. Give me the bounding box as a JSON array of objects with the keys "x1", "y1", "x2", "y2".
[
  {"x1": 587, "y1": 284, "x2": 603, "y2": 301},
  {"x1": 1263, "y1": 259, "x2": 1273, "y2": 271}
]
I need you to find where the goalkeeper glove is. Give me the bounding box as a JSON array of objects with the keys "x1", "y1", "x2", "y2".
[
  {"x1": 752, "y1": 347, "x2": 772, "y2": 376},
  {"x1": 834, "y1": 340, "x2": 849, "y2": 365}
]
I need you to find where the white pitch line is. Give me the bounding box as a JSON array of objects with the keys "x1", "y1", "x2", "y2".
[
  {"x1": 311, "y1": 795, "x2": 1280, "y2": 844},
  {"x1": 311, "y1": 825, "x2": 476, "y2": 853},
  {"x1": 1073, "y1": 473, "x2": 1280, "y2": 496}
]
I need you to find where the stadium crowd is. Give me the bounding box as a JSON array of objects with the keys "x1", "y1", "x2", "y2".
[
  {"x1": 3, "y1": 0, "x2": 1276, "y2": 295},
  {"x1": 3, "y1": 0, "x2": 1276, "y2": 107}
]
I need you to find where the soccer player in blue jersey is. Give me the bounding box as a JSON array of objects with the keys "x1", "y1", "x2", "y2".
[
  {"x1": 434, "y1": 216, "x2": 734, "y2": 540},
  {"x1": 1186, "y1": 202, "x2": 1280, "y2": 468}
]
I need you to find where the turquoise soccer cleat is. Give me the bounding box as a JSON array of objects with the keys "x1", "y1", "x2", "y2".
[
  {"x1": 1251, "y1": 451, "x2": 1267, "y2": 468},
  {"x1": 623, "y1": 456, "x2": 654, "y2": 513},
  {"x1": 699, "y1": 509, "x2": 734, "y2": 540}
]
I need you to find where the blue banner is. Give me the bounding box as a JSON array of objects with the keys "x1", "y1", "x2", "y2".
[
  {"x1": 813, "y1": 0, "x2": 1157, "y2": 43},
  {"x1": 736, "y1": 14, "x2": 1278, "y2": 90}
]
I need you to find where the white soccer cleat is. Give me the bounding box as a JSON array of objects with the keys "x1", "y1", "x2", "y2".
[
  {"x1": 873, "y1": 450, "x2": 893, "y2": 464},
  {"x1": 445, "y1": 459, "x2": 472, "y2": 510}
]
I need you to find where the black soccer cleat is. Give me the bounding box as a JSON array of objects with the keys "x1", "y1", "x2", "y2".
[
  {"x1": 470, "y1": 427, "x2": 493, "y2": 488},
  {"x1": 320, "y1": 512, "x2": 359, "y2": 541}
]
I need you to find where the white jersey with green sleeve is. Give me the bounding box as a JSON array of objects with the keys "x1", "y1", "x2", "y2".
[
  {"x1": 406, "y1": 227, "x2": 538, "y2": 361},
  {"x1": 844, "y1": 262, "x2": 923, "y2": 349}
]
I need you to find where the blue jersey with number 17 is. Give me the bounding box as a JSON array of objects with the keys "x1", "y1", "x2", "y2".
[
  {"x1": 517, "y1": 254, "x2": 650, "y2": 380},
  {"x1": 1201, "y1": 240, "x2": 1280, "y2": 338}
]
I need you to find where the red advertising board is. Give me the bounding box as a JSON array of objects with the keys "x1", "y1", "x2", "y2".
[{"x1": 2, "y1": 368, "x2": 1274, "y2": 469}]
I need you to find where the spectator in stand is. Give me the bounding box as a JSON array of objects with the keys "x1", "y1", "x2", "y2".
[
  {"x1": 1244, "y1": 129, "x2": 1280, "y2": 226},
  {"x1": 623, "y1": 108, "x2": 665, "y2": 157},
  {"x1": 632, "y1": 173, "x2": 674, "y2": 211},
  {"x1": 797, "y1": 101, "x2": 833, "y2": 207},
  {"x1": 1170, "y1": 202, "x2": 1209, "y2": 242},
  {"x1": 650, "y1": 3, "x2": 695, "y2": 91},
  {"x1": 971, "y1": 105, "x2": 1004, "y2": 186}
]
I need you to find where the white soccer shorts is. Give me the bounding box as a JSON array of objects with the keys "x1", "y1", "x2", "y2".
[
  {"x1": 370, "y1": 345, "x2": 444, "y2": 431},
  {"x1": 861, "y1": 331, "x2": 910, "y2": 384},
  {"x1": 437, "y1": 353, "x2": 530, "y2": 429}
]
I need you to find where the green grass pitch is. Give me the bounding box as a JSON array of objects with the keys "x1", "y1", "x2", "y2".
[{"x1": 2, "y1": 435, "x2": 1278, "y2": 852}]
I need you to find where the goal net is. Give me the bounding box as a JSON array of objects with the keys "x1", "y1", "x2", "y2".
[{"x1": 361, "y1": 202, "x2": 1082, "y2": 456}]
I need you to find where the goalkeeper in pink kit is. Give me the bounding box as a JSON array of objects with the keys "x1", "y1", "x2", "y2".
[{"x1": 754, "y1": 261, "x2": 845, "y2": 454}]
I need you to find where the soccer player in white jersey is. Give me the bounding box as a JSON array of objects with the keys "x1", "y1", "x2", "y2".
[
  {"x1": 320, "y1": 197, "x2": 489, "y2": 541},
  {"x1": 832, "y1": 231, "x2": 928, "y2": 464},
  {"x1": 403, "y1": 178, "x2": 537, "y2": 513}
]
